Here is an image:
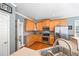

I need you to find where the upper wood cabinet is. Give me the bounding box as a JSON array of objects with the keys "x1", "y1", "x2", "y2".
[
  {"x1": 59, "y1": 19, "x2": 67, "y2": 26},
  {"x1": 49, "y1": 19, "x2": 67, "y2": 31},
  {"x1": 24, "y1": 18, "x2": 67, "y2": 32},
  {"x1": 42, "y1": 19, "x2": 50, "y2": 27},
  {"x1": 50, "y1": 20, "x2": 55, "y2": 31},
  {"x1": 37, "y1": 19, "x2": 50, "y2": 31},
  {"x1": 37, "y1": 21, "x2": 43, "y2": 31},
  {"x1": 54, "y1": 19, "x2": 60, "y2": 27},
  {"x1": 24, "y1": 19, "x2": 35, "y2": 31},
  {"x1": 50, "y1": 19, "x2": 60, "y2": 31}
]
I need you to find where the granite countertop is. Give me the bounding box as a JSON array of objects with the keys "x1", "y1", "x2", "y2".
[{"x1": 11, "y1": 47, "x2": 41, "y2": 56}]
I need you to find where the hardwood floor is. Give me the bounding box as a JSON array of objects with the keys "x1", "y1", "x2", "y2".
[{"x1": 26, "y1": 42, "x2": 52, "y2": 50}]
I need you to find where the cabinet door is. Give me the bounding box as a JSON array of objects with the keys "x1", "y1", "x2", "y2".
[
  {"x1": 50, "y1": 20, "x2": 55, "y2": 31},
  {"x1": 37, "y1": 21, "x2": 43, "y2": 31},
  {"x1": 34, "y1": 35, "x2": 42, "y2": 42},
  {"x1": 25, "y1": 20, "x2": 35, "y2": 31},
  {"x1": 26, "y1": 35, "x2": 37, "y2": 46},
  {"x1": 60, "y1": 19, "x2": 67, "y2": 26},
  {"x1": 54, "y1": 20, "x2": 60, "y2": 27},
  {"x1": 26, "y1": 35, "x2": 34, "y2": 46},
  {"x1": 50, "y1": 20, "x2": 60, "y2": 31},
  {"x1": 49, "y1": 35, "x2": 54, "y2": 45},
  {"x1": 43, "y1": 19, "x2": 50, "y2": 27},
  {"x1": 26, "y1": 34, "x2": 42, "y2": 46}
]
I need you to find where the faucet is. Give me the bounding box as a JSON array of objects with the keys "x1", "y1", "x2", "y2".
[
  {"x1": 53, "y1": 38, "x2": 72, "y2": 56},
  {"x1": 47, "y1": 50, "x2": 55, "y2": 56}
]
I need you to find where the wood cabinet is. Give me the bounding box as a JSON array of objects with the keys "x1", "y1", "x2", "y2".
[
  {"x1": 54, "y1": 20, "x2": 60, "y2": 27},
  {"x1": 37, "y1": 19, "x2": 50, "y2": 31},
  {"x1": 37, "y1": 21, "x2": 43, "y2": 31},
  {"x1": 50, "y1": 20, "x2": 55, "y2": 31},
  {"x1": 24, "y1": 20, "x2": 35, "y2": 31},
  {"x1": 26, "y1": 34, "x2": 42, "y2": 47},
  {"x1": 26, "y1": 34, "x2": 55, "y2": 46},
  {"x1": 49, "y1": 35, "x2": 54, "y2": 45},
  {"x1": 43, "y1": 19, "x2": 50, "y2": 27},
  {"x1": 50, "y1": 20, "x2": 60, "y2": 31},
  {"x1": 24, "y1": 18, "x2": 67, "y2": 32},
  {"x1": 59, "y1": 19, "x2": 67, "y2": 26},
  {"x1": 50, "y1": 19, "x2": 67, "y2": 31},
  {"x1": 50, "y1": 20, "x2": 59, "y2": 31}
]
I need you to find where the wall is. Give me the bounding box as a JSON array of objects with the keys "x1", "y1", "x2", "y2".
[
  {"x1": 15, "y1": 14, "x2": 24, "y2": 22},
  {"x1": 7, "y1": 4, "x2": 25, "y2": 54}
]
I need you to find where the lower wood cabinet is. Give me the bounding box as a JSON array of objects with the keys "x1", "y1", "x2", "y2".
[
  {"x1": 26, "y1": 34, "x2": 55, "y2": 47},
  {"x1": 26, "y1": 34, "x2": 42, "y2": 47},
  {"x1": 49, "y1": 35, "x2": 54, "y2": 45}
]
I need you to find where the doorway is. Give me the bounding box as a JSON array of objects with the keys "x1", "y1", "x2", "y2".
[{"x1": 16, "y1": 19, "x2": 24, "y2": 50}]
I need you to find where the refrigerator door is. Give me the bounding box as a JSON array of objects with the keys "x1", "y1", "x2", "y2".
[{"x1": 55, "y1": 26, "x2": 68, "y2": 40}]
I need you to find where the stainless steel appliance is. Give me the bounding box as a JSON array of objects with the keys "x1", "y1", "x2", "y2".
[
  {"x1": 55, "y1": 26, "x2": 68, "y2": 40},
  {"x1": 42, "y1": 27, "x2": 50, "y2": 44}
]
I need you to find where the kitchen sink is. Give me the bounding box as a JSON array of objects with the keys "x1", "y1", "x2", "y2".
[
  {"x1": 41, "y1": 45, "x2": 79, "y2": 56},
  {"x1": 41, "y1": 45, "x2": 69, "y2": 56},
  {"x1": 40, "y1": 39, "x2": 79, "y2": 56}
]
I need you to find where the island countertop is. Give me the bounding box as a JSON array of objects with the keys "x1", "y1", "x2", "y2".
[
  {"x1": 11, "y1": 38, "x2": 79, "y2": 56},
  {"x1": 11, "y1": 47, "x2": 41, "y2": 56}
]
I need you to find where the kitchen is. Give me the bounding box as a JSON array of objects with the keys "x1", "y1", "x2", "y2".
[
  {"x1": 24, "y1": 18, "x2": 67, "y2": 50},
  {"x1": 0, "y1": 3, "x2": 79, "y2": 56},
  {"x1": 13, "y1": 16, "x2": 79, "y2": 56}
]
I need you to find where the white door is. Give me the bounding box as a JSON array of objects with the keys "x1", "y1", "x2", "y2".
[{"x1": 0, "y1": 12, "x2": 10, "y2": 56}]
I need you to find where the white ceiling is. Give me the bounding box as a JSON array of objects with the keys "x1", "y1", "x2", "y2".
[{"x1": 15, "y1": 3, "x2": 79, "y2": 19}]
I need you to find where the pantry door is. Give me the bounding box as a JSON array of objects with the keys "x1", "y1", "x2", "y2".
[{"x1": 0, "y1": 12, "x2": 10, "y2": 56}]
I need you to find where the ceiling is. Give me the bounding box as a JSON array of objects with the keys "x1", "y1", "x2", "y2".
[{"x1": 15, "y1": 3, "x2": 79, "y2": 19}]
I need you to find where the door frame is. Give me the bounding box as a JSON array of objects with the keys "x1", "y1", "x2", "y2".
[
  {"x1": 0, "y1": 10, "x2": 10, "y2": 55},
  {"x1": 16, "y1": 19, "x2": 24, "y2": 50}
]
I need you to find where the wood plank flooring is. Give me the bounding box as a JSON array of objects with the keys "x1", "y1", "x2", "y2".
[{"x1": 26, "y1": 42, "x2": 52, "y2": 50}]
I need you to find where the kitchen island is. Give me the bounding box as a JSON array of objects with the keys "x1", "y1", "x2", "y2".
[
  {"x1": 11, "y1": 47, "x2": 41, "y2": 56},
  {"x1": 11, "y1": 38, "x2": 79, "y2": 56}
]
